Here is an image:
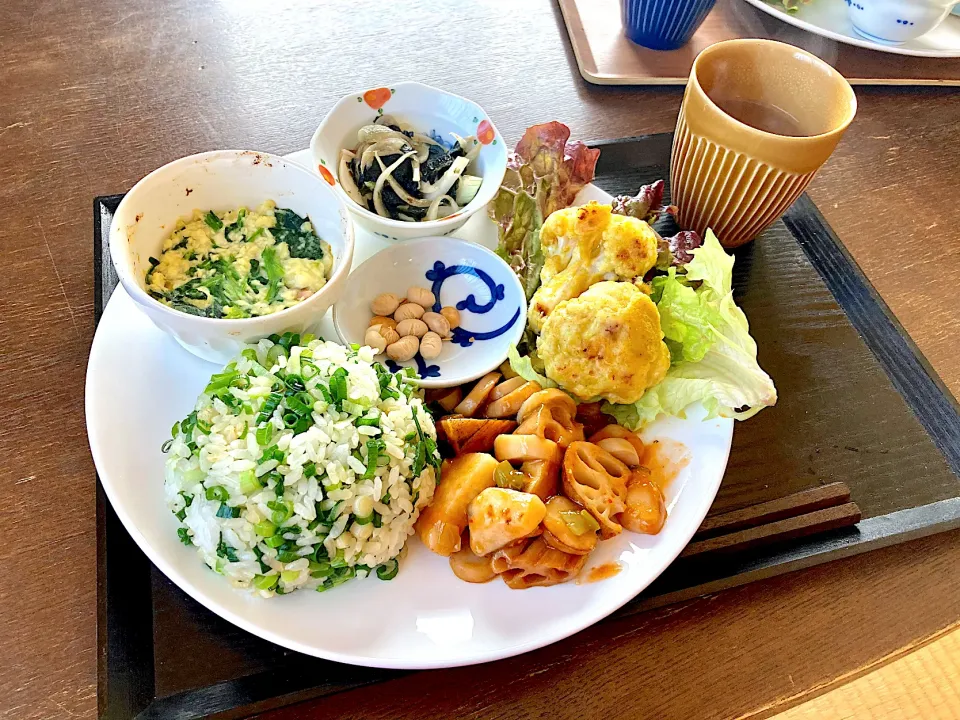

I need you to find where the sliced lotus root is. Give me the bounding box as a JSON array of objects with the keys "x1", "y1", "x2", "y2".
[
  {"x1": 594, "y1": 437, "x2": 641, "y2": 467},
  {"x1": 516, "y1": 403, "x2": 585, "y2": 450},
  {"x1": 518, "y1": 388, "x2": 577, "y2": 423},
  {"x1": 449, "y1": 539, "x2": 498, "y2": 584},
  {"x1": 494, "y1": 434, "x2": 562, "y2": 465},
  {"x1": 562, "y1": 441, "x2": 630, "y2": 539},
  {"x1": 490, "y1": 536, "x2": 587, "y2": 589}
]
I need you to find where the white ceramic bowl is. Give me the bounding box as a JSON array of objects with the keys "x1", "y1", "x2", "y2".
[
  {"x1": 848, "y1": 0, "x2": 958, "y2": 44},
  {"x1": 310, "y1": 82, "x2": 508, "y2": 242},
  {"x1": 332, "y1": 237, "x2": 526, "y2": 388},
  {"x1": 109, "y1": 150, "x2": 355, "y2": 364}
]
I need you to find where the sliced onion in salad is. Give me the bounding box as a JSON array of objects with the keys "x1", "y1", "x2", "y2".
[
  {"x1": 376, "y1": 155, "x2": 433, "y2": 208},
  {"x1": 421, "y1": 156, "x2": 469, "y2": 201},
  {"x1": 452, "y1": 133, "x2": 482, "y2": 164},
  {"x1": 336, "y1": 118, "x2": 483, "y2": 222},
  {"x1": 426, "y1": 194, "x2": 459, "y2": 221},
  {"x1": 337, "y1": 149, "x2": 366, "y2": 208}
]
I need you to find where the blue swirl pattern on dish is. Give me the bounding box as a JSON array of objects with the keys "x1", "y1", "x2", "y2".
[
  {"x1": 395, "y1": 259, "x2": 521, "y2": 379},
  {"x1": 426, "y1": 261, "x2": 506, "y2": 314},
  {"x1": 450, "y1": 307, "x2": 522, "y2": 348},
  {"x1": 386, "y1": 356, "x2": 440, "y2": 378}
]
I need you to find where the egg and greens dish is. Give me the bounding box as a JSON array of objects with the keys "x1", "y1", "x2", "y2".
[{"x1": 145, "y1": 201, "x2": 332, "y2": 319}]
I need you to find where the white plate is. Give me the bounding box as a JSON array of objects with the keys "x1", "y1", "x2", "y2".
[
  {"x1": 741, "y1": 0, "x2": 960, "y2": 57},
  {"x1": 86, "y1": 152, "x2": 734, "y2": 669}
]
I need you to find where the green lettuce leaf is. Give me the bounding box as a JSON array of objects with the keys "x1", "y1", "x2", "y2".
[
  {"x1": 493, "y1": 190, "x2": 544, "y2": 301},
  {"x1": 507, "y1": 346, "x2": 557, "y2": 389},
  {"x1": 653, "y1": 268, "x2": 718, "y2": 363},
  {"x1": 604, "y1": 230, "x2": 776, "y2": 429},
  {"x1": 603, "y1": 377, "x2": 730, "y2": 428},
  {"x1": 685, "y1": 227, "x2": 734, "y2": 296}
]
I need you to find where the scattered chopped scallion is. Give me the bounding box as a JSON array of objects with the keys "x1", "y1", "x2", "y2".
[
  {"x1": 205, "y1": 485, "x2": 229, "y2": 502},
  {"x1": 239, "y1": 469, "x2": 262, "y2": 496},
  {"x1": 376, "y1": 559, "x2": 399, "y2": 581},
  {"x1": 329, "y1": 367, "x2": 348, "y2": 408},
  {"x1": 216, "y1": 503, "x2": 241, "y2": 519},
  {"x1": 254, "y1": 519, "x2": 277, "y2": 537},
  {"x1": 253, "y1": 574, "x2": 278, "y2": 590},
  {"x1": 255, "y1": 425, "x2": 273, "y2": 446},
  {"x1": 204, "y1": 210, "x2": 223, "y2": 231}
]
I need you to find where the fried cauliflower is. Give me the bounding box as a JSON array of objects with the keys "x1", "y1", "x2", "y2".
[
  {"x1": 528, "y1": 202, "x2": 659, "y2": 333},
  {"x1": 537, "y1": 282, "x2": 670, "y2": 404}
]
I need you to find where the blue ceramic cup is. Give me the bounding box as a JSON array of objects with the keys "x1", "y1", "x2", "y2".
[{"x1": 621, "y1": 0, "x2": 718, "y2": 50}]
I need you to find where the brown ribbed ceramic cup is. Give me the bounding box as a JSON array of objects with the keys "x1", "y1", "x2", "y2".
[{"x1": 671, "y1": 39, "x2": 857, "y2": 248}]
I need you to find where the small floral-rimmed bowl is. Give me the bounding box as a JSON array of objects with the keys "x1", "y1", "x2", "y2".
[
  {"x1": 310, "y1": 82, "x2": 508, "y2": 242},
  {"x1": 332, "y1": 237, "x2": 526, "y2": 388}
]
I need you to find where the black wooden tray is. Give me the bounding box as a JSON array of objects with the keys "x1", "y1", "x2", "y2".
[{"x1": 94, "y1": 133, "x2": 960, "y2": 719}]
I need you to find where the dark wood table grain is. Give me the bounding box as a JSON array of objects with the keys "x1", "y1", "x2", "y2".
[{"x1": 2, "y1": 1, "x2": 959, "y2": 718}]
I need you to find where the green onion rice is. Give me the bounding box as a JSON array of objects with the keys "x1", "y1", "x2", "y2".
[{"x1": 164, "y1": 337, "x2": 439, "y2": 597}]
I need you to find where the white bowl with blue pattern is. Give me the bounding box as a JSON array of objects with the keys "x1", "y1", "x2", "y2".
[
  {"x1": 847, "y1": 0, "x2": 958, "y2": 44},
  {"x1": 332, "y1": 237, "x2": 526, "y2": 388}
]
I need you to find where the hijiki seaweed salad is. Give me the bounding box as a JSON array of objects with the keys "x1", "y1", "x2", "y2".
[{"x1": 337, "y1": 116, "x2": 483, "y2": 221}]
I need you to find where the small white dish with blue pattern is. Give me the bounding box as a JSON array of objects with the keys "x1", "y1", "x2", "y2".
[
  {"x1": 332, "y1": 237, "x2": 526, "y2": 388},
  {"x1": 847, "y1": 0, "x2": 958, "y2": 45},
  {"x1": 741, "y1": 0, "x2": 960, "y2": 56}
]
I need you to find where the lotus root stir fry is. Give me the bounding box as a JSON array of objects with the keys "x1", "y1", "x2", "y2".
[
  {"x1": 415, "y1": 364, "x2": 684, "y2": 589},
  {"x1": 338, "y1": 115, "x2": 484, "y2": 222}
]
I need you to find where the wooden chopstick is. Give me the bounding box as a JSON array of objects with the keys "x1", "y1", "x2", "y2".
[
  {"x1": 680, "y1": 503, "x2": 861, "y2": 558},
  {"x1": 679, "y1": 482, "x2": 861, "y2": 559},
  {"x1": 694, "y1": 482, "x2": 852, "y2": 540}
]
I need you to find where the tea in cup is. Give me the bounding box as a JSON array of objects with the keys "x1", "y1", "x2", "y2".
[{"x1": 671, "y1": 39, "x2": 857, "y2": 248}]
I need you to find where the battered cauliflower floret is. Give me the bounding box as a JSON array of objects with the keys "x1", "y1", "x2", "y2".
[
  {"x1": 528, "y1": 202, "x2": 659, "y2": 333},
  {"x1": 537, "y1": 281, "x2": 670, "y2": 404}
]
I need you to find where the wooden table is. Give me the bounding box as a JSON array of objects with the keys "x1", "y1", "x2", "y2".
[{"x1": 3, "y1": 0, "x2": 959, "y2": 717}]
